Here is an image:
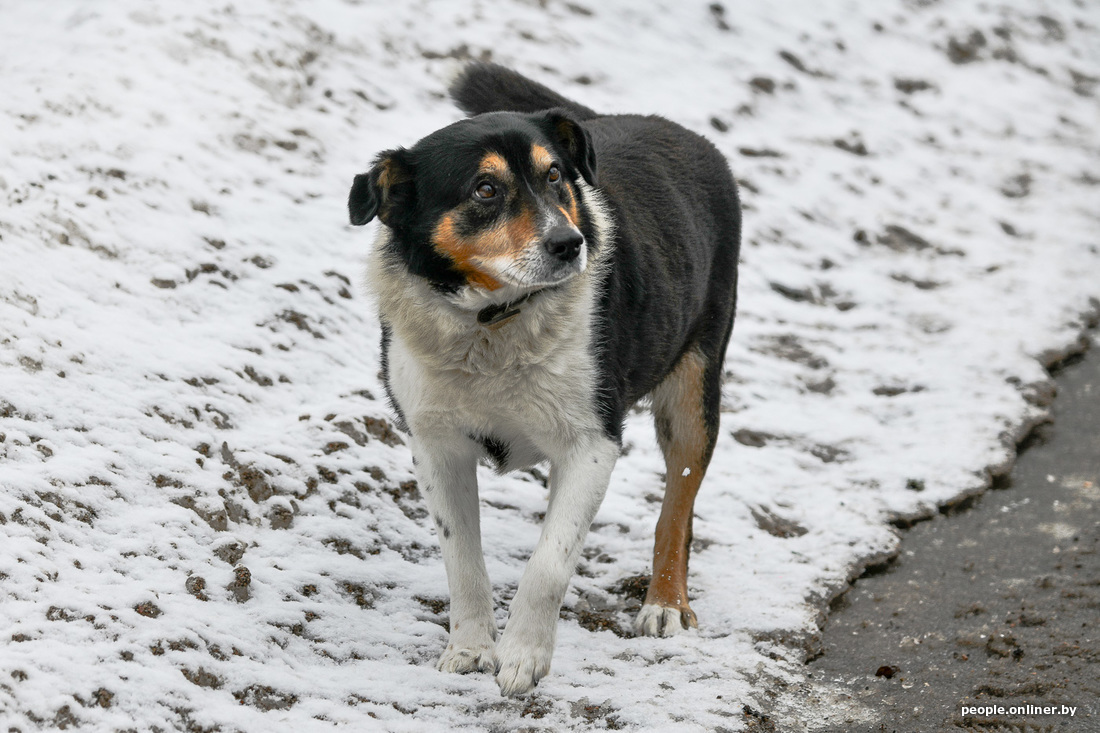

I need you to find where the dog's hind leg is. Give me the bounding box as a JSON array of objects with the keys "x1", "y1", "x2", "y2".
[{"x1": 635, "y1": 346, "x2": 721, "y2": 636}]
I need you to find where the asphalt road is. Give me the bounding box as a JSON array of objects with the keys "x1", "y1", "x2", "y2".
[{"x1": 806, "y1": 335, "x2": 1100, "y2": 733}]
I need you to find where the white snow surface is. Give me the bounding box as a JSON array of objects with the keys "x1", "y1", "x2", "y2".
[{"x1": 1, "y1": 1, "x2": 1098, "y2": 730}]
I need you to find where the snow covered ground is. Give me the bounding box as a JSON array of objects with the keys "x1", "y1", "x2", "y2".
[{"x1": 1, "y1": 1, "x2": 1098, "y2": 730}]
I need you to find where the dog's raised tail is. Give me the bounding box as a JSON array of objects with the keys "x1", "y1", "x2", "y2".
[{"x1": 449, "y1": 63, "x2": 599, "y2": 120}]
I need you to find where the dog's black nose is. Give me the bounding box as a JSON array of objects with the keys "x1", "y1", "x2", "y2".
[{"x1": 543, "y1": 227, "x2": 584, "y2": 262}]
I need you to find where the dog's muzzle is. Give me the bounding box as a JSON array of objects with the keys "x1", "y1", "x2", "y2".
[{"x1": 543, "y1": 226, "x2": 584, "y2": 263}]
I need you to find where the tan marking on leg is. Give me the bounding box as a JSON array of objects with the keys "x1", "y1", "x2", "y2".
[{"x1": 645, "y1": 348, "x2": 710, "y2": 629}]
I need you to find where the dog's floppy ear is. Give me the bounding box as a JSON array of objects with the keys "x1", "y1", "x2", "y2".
[
  {"x1": 539, "y1": 110, "x2": 597, "y2": 187},
  {"x1": 348, "y1": 148, "x2": 415, "y2": 227}
]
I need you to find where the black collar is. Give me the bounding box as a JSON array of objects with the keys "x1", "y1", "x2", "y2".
[{"x1": 476, "y1": 291, "x2": 538, "y2": 326}]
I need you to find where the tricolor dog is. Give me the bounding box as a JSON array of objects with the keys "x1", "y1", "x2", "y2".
[{"x1": 348, "y1": 63, "x2": 740, "y2": 696}]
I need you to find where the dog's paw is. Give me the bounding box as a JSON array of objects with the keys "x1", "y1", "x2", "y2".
[
  {"x1": 634, "y1": 602, "x2": 697, "y2": 637},
  {"x1": 437, "y1": 641, "x2": 496, "y2": 674},
  {"x1": 493, "y1": 634, "x2": 552, "y2": 696}
]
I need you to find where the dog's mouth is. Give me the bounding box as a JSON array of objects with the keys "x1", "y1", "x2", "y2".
[
  {"x1": 530, "y1": 255, "x2": 586, "y2": 286},
  {"x1": 475, "y1": 242, "x2": 587, "y2": 290},
  {"x1": 525, "y1": 237, "x2": 589, "y2": 286}
]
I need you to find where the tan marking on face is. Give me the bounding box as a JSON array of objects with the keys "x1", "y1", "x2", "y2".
[
  {"x1": 557, "y1": 206, "x2": 575, "y2": 228},
  {"x1": 531, "y1": 144, "x2": 554, "y2": 171},
  {"x1": 562, "y1": 181, "x2": 580, "y2": 226},
  {"x1": 431, "y1": 204, "x2": 539, "y2": 291},
  {"x1": 644, "y1": 349, "x2": 710, "y2": 627},
  {"x1": 479, "y1": 152, "x2": 510, "y2": 178},
  {"x1": 502, "y1": 205, "x2": 538, "y2": 254},
  {"x1": 536, "y1": 143, "x2": 581, "y2": 228},
  {"x1": 431, "y1": 214, "x2": 503, "y2": 291}
]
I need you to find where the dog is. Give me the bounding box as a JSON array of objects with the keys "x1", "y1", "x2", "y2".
[{"x1": 348, "y1": 63, "x2": 740, "y2": 696}]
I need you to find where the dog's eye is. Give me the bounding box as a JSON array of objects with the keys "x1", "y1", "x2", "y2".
[
  {"x1": 547, "y1": 166, "x2": 561, "y2": 184},
  {"x1": 474, "y1": 182, "x2": 496, "y2": 200}
]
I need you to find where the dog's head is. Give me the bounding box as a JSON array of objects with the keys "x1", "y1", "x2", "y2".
[{"x1": 349, "y1": 109, "x2": 598, "y2": 294}]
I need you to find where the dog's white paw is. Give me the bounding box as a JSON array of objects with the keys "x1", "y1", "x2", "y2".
[
  {"x1": 437, "y1": 641, "x2": 496, "y2": 674},
  {"x1": 634, "y1": 603, "x2": 696, "y2": 637},
  {"x1": 493, "y1": 634, "x2": 552, "y2": 696}
]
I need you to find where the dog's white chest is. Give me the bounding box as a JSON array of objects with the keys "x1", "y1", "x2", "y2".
[
  {"x1": 387, "y1": 320, "x2": 600, "y2": 453},
  {"x1": 372, "y1": 235, "x2": 608, "y2": 452}
]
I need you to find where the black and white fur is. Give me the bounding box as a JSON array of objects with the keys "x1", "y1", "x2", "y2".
[{"x1": 349, "y1": 63, "x2": 740, "y2": 696}]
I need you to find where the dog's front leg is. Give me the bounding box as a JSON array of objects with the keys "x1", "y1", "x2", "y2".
[
  {"x1": 412, "y1": 433, "x2": 498, "y2": 674},
  {"x1": 495, "y1": 435, "x2": 619, "y2": 696}
]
